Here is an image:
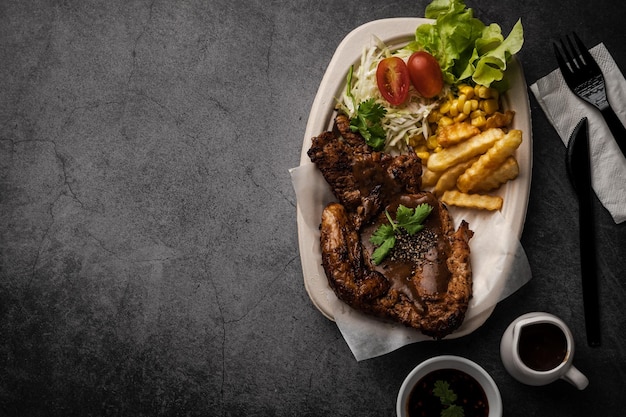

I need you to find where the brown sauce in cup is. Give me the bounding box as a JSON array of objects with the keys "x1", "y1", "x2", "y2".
[
  {"x1": 407, "y1": 368, "x2": 488, "y2": 417},
  {"x1": 518, "y1": 322, "x2": 568, "y2": 371}
]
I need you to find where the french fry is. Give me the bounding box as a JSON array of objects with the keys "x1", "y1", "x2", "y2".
[
  {"x1": 434, "y1": 157, "x2": 479, "y2": 196},
  {"x1": 427, "y1": 128, "x2": 504, "y2": 172},
  {"x1": 485, "y1": 110, "x2": 515, "y2": 129},
  {"x1": 469, "y1": 156, "x2": 519, "y2": 193},
  {"x1": 437, "y1": 122, "x2": 481, "y2": 148},
  {"x1": 421, "y1": 85, "x2": 522, "y2": 212},
  {"x1": 441, "y1": 190, "x2": 503, "y2": 211},
  {"x1": 456, "y1": 130, "x2": 523, "y2": 193},
  {"x1": 421, "y1": 167, "x2": 442, "y2": 188}
]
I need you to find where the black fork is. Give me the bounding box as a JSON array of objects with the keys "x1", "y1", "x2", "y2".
[{"x1": 554, "y1": 33, "x2": 626, "y2": 159}]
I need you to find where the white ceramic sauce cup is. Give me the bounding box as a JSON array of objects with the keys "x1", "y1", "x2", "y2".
[
  {"x1": 397, "y1": 355, "x2": 502, "y2": 417},
  {"x1": 500, "y1": 312, "x2": 589, "y2": 389}
]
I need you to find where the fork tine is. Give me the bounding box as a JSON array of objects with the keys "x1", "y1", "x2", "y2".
[
  {"x1": 556, "y1": 37, "x2": 575, "y2": 70},
  {"x1": 564, "y1": 35, "x2": 582, "y2": 69},
  {"x1": 572, "y1": 32, "x2": 597, "y2": 69}
]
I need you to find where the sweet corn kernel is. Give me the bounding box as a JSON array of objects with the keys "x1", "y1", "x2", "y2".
[
  {"x1": 470, "y1": 99, "x2": 479, "y2": 111},
  {"x1": 427, "y1": 110, "x2": 440, "y2": 123},
  {"x1": 438, "y1": 116, "x2": 454, "y2": 127},
  {"x1": 411, "y1": 133, "x2": 426, "y2": 146},
  {"x1": 426, "y1": 135, "x2": 439, "y2": 150},
  {"x1": 470, "y1": 110, "x2": 486, "y2": 119},
  {"x1": 462, "y1": 100, "x2": 473, "y2": 115},
  {"x1": 458, "y1": 84, "x2": 474, "y2": 99},
  {"x1": 449, "y1": 100, "x2": 459, "y2": 117},
  {"x1": 454, "y1": 113, "x2": 468, "y2": 123},
  {"x1": 439, "y1": 101, "x2": 451, "y2": 115},
  {"x1": 482, "y1": 99, "x2": 499, "y2": 115},
  {"x1": 457, "y1": 94, "x2": 467, "y2": 112},
  {"x1": 416, "y1": 151, "x2": 430, "y2": 161},
  {"x1": 476, "y1": 85, "x2": 490, "y2": 99},
  {"x1": 471, "y1": 115, "x2": 487, "y2": 127}
]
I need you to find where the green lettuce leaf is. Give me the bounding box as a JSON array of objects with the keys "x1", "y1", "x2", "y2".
[
  {"x1": 472, "y1": 19, "x2": 523, "y2": 86},
  {"x1": 407, "y1": 0, "x2": 523, "y2": 89}
]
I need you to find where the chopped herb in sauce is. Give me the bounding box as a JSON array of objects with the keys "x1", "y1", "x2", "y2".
[{"x1": 370, "y1": 203, "x2": 433, "y2": 265}]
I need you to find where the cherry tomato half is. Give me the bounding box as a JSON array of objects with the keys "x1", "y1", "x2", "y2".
[
  {"x1": 407, "y1": 51, "x2": 444, "y2": 98},
  {"x1": 376, "y1": 57, "x2": 410, "y2": 106}
]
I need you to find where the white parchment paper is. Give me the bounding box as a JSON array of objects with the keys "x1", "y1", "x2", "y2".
[{"x1": 290, "y1": 162, "x2": 532, "y2": 361}]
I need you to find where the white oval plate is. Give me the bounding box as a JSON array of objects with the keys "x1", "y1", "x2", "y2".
[{"x1": 295, "y1": 18, "x2": 532, "y2": 331}]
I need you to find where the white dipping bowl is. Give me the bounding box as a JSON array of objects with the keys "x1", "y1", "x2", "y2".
[{"x1": 396, "y1": 355, "x2": 502, "y2": 417}]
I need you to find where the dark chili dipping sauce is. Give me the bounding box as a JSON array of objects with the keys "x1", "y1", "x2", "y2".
[{"x1": 407, "y1": 369, "x2": 489, "y2": 417}]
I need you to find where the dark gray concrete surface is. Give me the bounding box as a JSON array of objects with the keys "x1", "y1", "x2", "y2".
[{"x1": 1, "y1": 0, "x2": 625, "y2": 416}]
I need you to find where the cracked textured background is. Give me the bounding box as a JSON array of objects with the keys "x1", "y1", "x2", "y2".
[
  {"x1": 1, "y1": 0, "x2": 625, "y2": 416},
  {"x1": 1, "y1": 0, "x2": 307, "y2": 414}
]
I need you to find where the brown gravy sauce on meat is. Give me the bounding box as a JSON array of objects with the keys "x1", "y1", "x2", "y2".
[{"x1": 361, "y1": 193, "x2": 451, "y2": 306}]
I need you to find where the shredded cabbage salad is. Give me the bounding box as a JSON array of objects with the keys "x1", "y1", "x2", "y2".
[{"x1": 338, "y1": 37, "x2": 448, "y2": 155}]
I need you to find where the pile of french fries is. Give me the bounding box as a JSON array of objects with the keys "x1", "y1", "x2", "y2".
[{"x1": 409, "y1": 84, "x2": 522, "y2": 211}]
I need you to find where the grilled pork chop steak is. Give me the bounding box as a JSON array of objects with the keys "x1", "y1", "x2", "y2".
[
  {"x1": 308, "y1": 115, "x2": 474, "y2": 338},
  {"x1": 308, "y1": 116, "x2": 423, "y2": 229}
]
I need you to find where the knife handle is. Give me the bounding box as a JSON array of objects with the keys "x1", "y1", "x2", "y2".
[
  {"x1": 600, "y1": 105, "x2": 626, "y2": 160},
  {"x1": 578, "y1": 189, "x2": 601, "y2": 347}
]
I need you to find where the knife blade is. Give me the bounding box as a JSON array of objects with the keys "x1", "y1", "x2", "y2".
[{"x1": 566, "y1": 117, "x2": 601, "y2": 347}]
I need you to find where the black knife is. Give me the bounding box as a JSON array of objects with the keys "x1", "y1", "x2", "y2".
[{"x1": 566, "y1": 117, "x2": 601, "y2": 347}]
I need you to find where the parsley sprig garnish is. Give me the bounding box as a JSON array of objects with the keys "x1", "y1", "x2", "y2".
[
  {"x1": 350, "y1": 98, "x2": 387, "y2": 150},
  {"x1": 433, "y1": 380, "x2": 465, "y2": 417},
  {"x1": 369, "y1": 203, "x2": 433, "y2": 265},
  {"x1": 345, "y1": 66, "x2": 387, "y2": 150}
]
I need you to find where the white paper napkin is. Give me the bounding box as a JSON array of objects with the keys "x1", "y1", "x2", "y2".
[{"x1": 530, "y1": 43, "x2": 626, "y2": 223}]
